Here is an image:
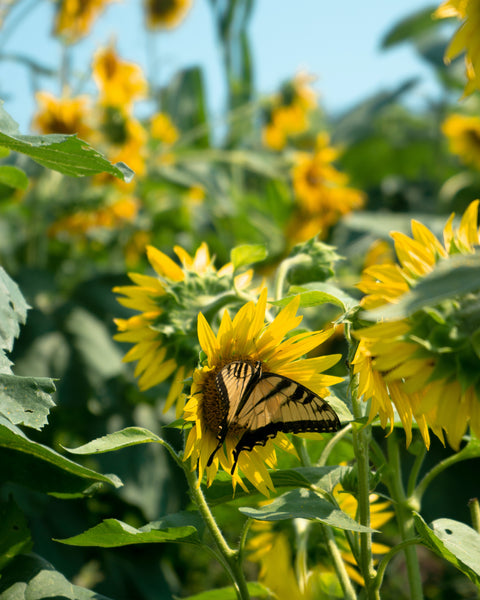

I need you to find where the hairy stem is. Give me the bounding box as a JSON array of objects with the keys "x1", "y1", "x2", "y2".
[
  {"x1": 386, "y1": 432, "x2": 423, "y2": 600},
  {"x1": 183, "y1": 465, "x2": 251, "y2": 600}
]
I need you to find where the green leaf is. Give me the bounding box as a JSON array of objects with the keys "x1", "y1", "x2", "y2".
[
  {"x1": 0, "y1": 267, "x2": 29, "y2": 354},
  {"x1": 239, "y1": 488, "x2": 375, "y2": 532},
  {"x1": 205, "y1": 465, "x2": 352, "y2": 505},
  {"x1": 273, "y1": 282, "x2": 357, "y2": 311},
  {"x1": 180, "y1": 582, "x2": 271, "y2": 600},
  {"x1": 56, "y1": 515, "x2": 202, "y2": 547},
  {"x1": 0, "y1": 553, "x2": 113, "y2": 599},
  {"x1": 381, "y1": 6, "x2": 439, "y2": 49},
  {"x1": 0, "y1": 165, "x2": 28, "y2": 190},
  {"x1": 364, "y1": 254, "x2": 480, "y2": 321},
  {"x1": 0, "y1": 497, "x2": 32, "y2": 571},
  {"x1": 0, "y1": 373, "x2": 56, "y2": 430},
  {"x1": 230, "y1": 244, "x2": 267, "y2": 269},
  {"x1": 0, "y1": 102, "x2": 133, "y2": 180},
  {"x1": 64, "y1": 426, "x2": 164, "y2": 454},
  {"x1": 414, "y1": 514, "x2": 480, "y2": 585},
  {"x1": 0, "y1": 414, "x2": 122, "y2": 494}
]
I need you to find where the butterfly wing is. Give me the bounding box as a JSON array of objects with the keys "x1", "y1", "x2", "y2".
[
  {"x1": 231, "y1": 372, "x2": 340, "y2": 471},
  {"x1": 206, "y1": 361, "x2": 261, "y2": 466}
]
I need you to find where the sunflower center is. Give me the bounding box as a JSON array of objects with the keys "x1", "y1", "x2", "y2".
[{"x1": 200, "y1": 370, "x2": 227, "y2": 434}]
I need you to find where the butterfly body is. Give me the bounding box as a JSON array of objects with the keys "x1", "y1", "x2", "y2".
[{"x1": 207, "y1": 360, "x2": 340, "y2": 473}]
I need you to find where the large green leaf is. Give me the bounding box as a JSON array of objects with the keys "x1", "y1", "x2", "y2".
[
  {"x1": 205, "y1": 465, "x2": 351, "y2": 505},
  {"x1": 414, "y1": 514, "x2": 480, "y2": 585},
  {"x1": 0, "y1": 553, "x2": 113, "y2": 599},
  {"x1": 230, "y1": 244, "x2": 267, "y2": 270},
  {"x1": 240, "y1": 488, "x2": 375, "y2": 532},
  {"x1": 64, "y1": 426, "x2": 165, "y2": 455},
  {"x1": 0, "y1": 373, "x2": 56, "y2": 430},
  {"x1": 381, "y1": 6, "x2": 439, "y2": 49},
  {"x1": 56, "y1": 513, "x2": 203, "y2": 547},
  {"x1": 0, "y1": 414, "x2": 121, "y2": 495},
  {"x1": 0, "y1": 498, "x2": 32, "y2": 572},
  {"x1": 0, "y1": 267, "x2": 28, "y2": 355},
  {"x1": 0, "y1": 102, "x2": 133, "y2": 180},
  {"x1": 180, "y1": 583, "x2": 271, "y2": 600},
  {"x1": 364, "y1": 253, "x2": 480, "y2": 321},
  {"x1": 0, "y1": 165, "x2": 28, "y2": 190}
]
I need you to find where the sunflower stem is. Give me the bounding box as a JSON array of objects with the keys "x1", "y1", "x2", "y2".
[
  {"x1": 183, "y1": 465, "x2": 251, "y2": 600},
  {"x1": 413, "y1": 443, "x2": 477, "y2": 505},
  {"x1": 273, "y1": 254, "x2": 305, "y2": 301},
  {"x1": 322, "y1": 524, "x2": 357, "y2": 600},
  {"x1": 386, "y1": 432, "x2": 424, "y2": 600},
  {"x1": 372, "y1": 537, "x2": 422, "y2": 594},
  {"x1": 469, "y1": 498, "x2": 480, "y2": 534},
  {"x1": 407, "y1": 442, "x2": 426, "y2": 498},
  {"x1": 317, "y1": 423, "x2": 352, "y2": 467},
  {"x1": 349, "y1": 374, "x2": 380, "y2": 599}
]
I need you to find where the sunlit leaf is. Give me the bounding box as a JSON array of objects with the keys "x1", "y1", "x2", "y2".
[
  {"x1": 56, "y1": 515, "x2": 202, "y2": 547},
  {"x1": 0, "y1": 165, "x2": 28, "y2": 190},
  {"x1": 0, "y1": 373, "x2": 56, "y2": 430},
  {"x1": 64, "y1": 427, "x2": 164, "y2": 455},
  {"x1": 0, "y1": 102, "x2": 133, "y2": 180},
  {"x1": 240, "y1": 488, "x2": 375, "y2": 532},
  {"x1": 231, "y1": 244, "x2": 267, "y2": 269},
  {"x1": 414, "y1": 514, "x2": 480, "y2": 585}
]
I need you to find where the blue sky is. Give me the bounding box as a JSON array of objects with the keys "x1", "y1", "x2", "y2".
[{"x1": 0, "y1": 0, "x2": 443, "y2": 133}]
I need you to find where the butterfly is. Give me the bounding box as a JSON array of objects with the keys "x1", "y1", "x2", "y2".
[{"x1": 207, "y1": 360, "x2": 341, "y2": 473}]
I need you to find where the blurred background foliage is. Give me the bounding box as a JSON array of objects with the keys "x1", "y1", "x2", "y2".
[{"x1": 1, "y1": 1, "x2": 480, "y2": 598}]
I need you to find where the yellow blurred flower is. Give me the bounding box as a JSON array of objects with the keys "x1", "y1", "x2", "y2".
[
  {"x1": 353, "y1": 200, "x2": 480, "y2": 449},
  {"x1": 289, "y1": 133, "x2": 365, "y2": 242},
  {"x1": 107, "y1": 114, "x2": 148, "y2": 178},
  {"x1": 93, "y1": 43, "x2": 148, "y2": 110},
  {"x1": 150, "y1": 112, "x2": 179, "y2": 145},
  {"x1": 114, "y1": 243, "x2": 249, "y2": 416},
  {"x1": 54, "y1": 0, "x2": 116, "y2": 42},
  {"x1": 183, "y1": 288, "x2": 342, "y2": 495},
  {"x1": 248, "y1": 484, "x2": 393, "y2": 595},
  {"x1": 124, "y1": 230, "x2": 151, "y2": 268},
  {"x1": 262, "y1": 73, "x2": 317, "y2": 151},
  {"x1": 144, "y1": 0, "x2": 193, "y2": 29},
  {"x1": 48, "y1": 196, "x2": 138, "y2": 237},
  {"x1": 32, "y1": 91, "x2": 93, "y2": 140},
  {"x1": 434, "y1": 0, "x2": 480, "y2": 95},
  {"x1": 442, "y1": 113, "x2": 480, "y2": 170}
]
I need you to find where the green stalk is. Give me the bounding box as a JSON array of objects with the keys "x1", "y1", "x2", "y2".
[
  {"x1": 468, "y1": 498, "x2": 480, "y2": 534},
  {"x1": 317, "y1": 423, "x2": 352, "y2": 467},
  {"x1": 386, "y1": 432, "x2": 423, "y2": 600},
  {"x1": 350, "y1": 373, "x2": 378, "y2": 600},
  {"x1": 372, "y1": 537, "x2": 422, "y2": 594},
  {"x1": 183, "y1": 465, "x2": 251, "y2": 600},
  {"x1": 322, "y1": 525, "x2": 357, "y2": 600}
]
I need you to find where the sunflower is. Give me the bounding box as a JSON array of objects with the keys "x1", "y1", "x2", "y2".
[
  {"x1": 442, "y1": 113, "x2": 480, "y2": 170},
  {"x1": 434, "y1": 0, "x2": 480, "y2": 95},
  {"x1": 144, "y1": 0, "x2": 192, "y2": 29},
  {"x1": 247, "y1": 484, "x2": 393, "y2": 596},
  {"x1": 183, "y1": 288, "x2": 343, "y2": 495},
  {"x1": 54, "y1": 0, "x2": 116, "y2": 42},
  {"x1": 48, "y1": 196, "x2": 138, "y2": 237},
  {"x1": 93, "y1": 43, "x2": 147, "y2": 110},
  {"x1": 262, "y1": 73, "x2": 316, "y2": 151},
  {"x1": 352, "y1": 200, "x2": 480, "y2": 449},
  {"x1": 114, "y1": 243, "x2": 253, "y2": 416},
  {"x1": 32, "y1": 91, "x2": 93, "y2": 140},
  {"x1": 289, "y1": 133, "x2": 365, "y2": 242}
]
